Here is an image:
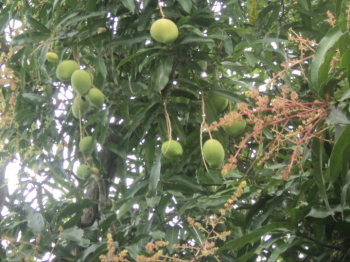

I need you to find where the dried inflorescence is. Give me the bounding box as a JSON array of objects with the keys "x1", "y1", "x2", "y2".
[
  {"x1": 1, "y1": 233, "x2": 41, "y2": 261},
  {"x1": 135, "y1": 241, "x2": 169, "y2": 262},
  {"x1": 208, "y1": 86, "x2": 329, "y2": 180},
  {"x1": 327, "y1": 10, "x2": 336, "y2": 27},
  {"x1": 172, "y1": 181, "x2": 246, "y2": 262},
  {"x1": 99, "y1": 234, "x2": 129, "y2": 262}
]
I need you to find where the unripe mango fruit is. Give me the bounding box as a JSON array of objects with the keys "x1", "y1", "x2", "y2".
[
  {"x1": 87, "y1": 88, "x2": 104, "y2": 108},
  {"x1": 97, "y1": 27, "x2": 107, "y2": 34},
  {"x1": 208, "y1": 95, "x2": 228, "y2": 112},
  {"x1": 76, "y1": 164, "x2": 91, "y2": 180},
  {"x1": 150, "y1": 19, "x2": 179, "y2": 44},
  {"x1": 56, "y1": 60, "x2": 79, "y2": 82},
  {"x1": 71, "y1": 70, "x2": 91, "y2": 95},
  {"x1": 46, "y1": 52, "x2": 59, "y2": 62},
  {"x1": 72, "y1": 96, "x2": 89, "y2": 119},
  {"x1": 203, "y1": 139, "x2": 225, "y2": 168},
  {"x1": 223, "y1": 119, "x2": 246, "y2": 136},
  {"x1": 161, "y1": 140, "x2": 183, "y2": 159},
  {"x1": 90, "y1": 167, "x2": 99, "y2": 175},
  {"x1": 79, "y1": 136, "x2": 95, "y2": 153}
]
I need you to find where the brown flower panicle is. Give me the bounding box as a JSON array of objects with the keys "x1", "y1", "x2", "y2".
[{"x1": 210, "y1": 87, "x2": 329, "y2": 180}]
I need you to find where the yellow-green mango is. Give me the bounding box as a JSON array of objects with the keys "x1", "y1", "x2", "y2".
[
  {"x1": 79, "y1": 136, "x2": 95, "y2": 153},
  {"x1": 161, "y1": 140, "x2": 183, "y2": 159},
  {"x1": 76, "y1": 164, "x2": 91, "y2": 180},
  {"x1": 46, "y1": 52, "x2": 59, "y2": 62},
  {"x1": 87, "y1": 88, "x2": 104, "y2": 108},
  {"x1": 72, "y1": 96, "x2": 89, "y2": 118},
  {"x1": 150, "y1": 19, "x2": 179, "y2": 44},
  {"x1": 203, "y1": 139, "x2": 225, "y2": 168},
  {"x1": 208, "y1": 95, "x2": 228, "y2": 112},
  {"x1": 223, "y1": 119, "x2": 246, "y2": 136},
  {"x1": 56, "y1": 60, "x2": 79, "y2": 82},
  {"x1": 71, "y1": 70, "x2": 91, "y2": 95}
]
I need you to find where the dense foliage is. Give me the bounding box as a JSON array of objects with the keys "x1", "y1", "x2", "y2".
[{"x1": 0, "y1": 0, "x2": 350, "y2": 261}]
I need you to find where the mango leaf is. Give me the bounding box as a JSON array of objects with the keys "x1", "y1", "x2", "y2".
[
  {"x1": 216, "y1": 222, "x2": 294, "y2": 254},
  {"x1": 11, "y1": 31, "x2": 50, "y2": 45},
  {"x1": 341, "y1": 170, "x2": 350, "y2": 218},
  {"x1": 180, "y1": 35, "x2": 215, "y2": 45},
  {"x1": 27, "y1": 212, "x2": 45, "y2": 235},
  {"x1": 149, "y1": 149, "x2": 162, "y2": 196},
  {"x1": 111, "y1": 33, "x2": 149, "y2": 46},
  {"x1": 149, "y1": 55, "x2": 174, "y2": 91},
  {"x1": 121, "y1": 0, "x2": 135, "y2": 13},
  {"x1": 0, "y1": 5, "x2": 11, "y2": 32},
  {"x1": 311, "y1": 138, "x2": 333, "y2": 216},
  {"x1": 329, "y1": 125, "x2": 350, "y2": 184},
  {"x1": 166, "y1": 226, "x2": 180, "y2": 254},
  {"x1": 60, "y1": 11, "x2": 106, "y2": 27},
  {"x1": 269, "y1": 239, "x2": 304, "y2": 262},
  {"x1": 309, "y1": 24, "x2": 346, "y2": 91},
  {"x1": 117, "y1": 47, "x2": 161, "y2": 69},
  {"x1": 340, "y1": 47, "x2": 350, "y2": 68},
  {"x1": 57, "y1": 199, "x2": 97, "y2": 220},
  {"x1": 61, "y1": 227, "x2": 90, "y2": 247},
  {"x1": 178, "y1": 0, "x2": 192, "y2": 13},
  {"x1": 138, "y1": 2, "x2": 157, "y2": 31},
  {"x1": 22, "y1": 93, "x2": 47, "y2": 104},
  {"x1": 306, "y1": 205, "x2": 344, "y2": 218},
  {"x1": 25, "y1": 15, "x2": 51, "y2": 34},
  {"x1": 325, "y1": 105, "x2": 350, "y2": 125},
  {"x1": 209, "y1": 88, "x2": 247, "y2": 103}
]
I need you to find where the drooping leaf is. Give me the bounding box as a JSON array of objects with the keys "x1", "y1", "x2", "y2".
[
  {"x1": 216, "y1": 222, "x2": 294, "y2": 254},
  {"x1": 311, "y1": 138, "x2": 333, "y2": 216},
  {"x1": 149, "y1": 149, "x2": 162, "y2": 196},
  {"x1": 309, "y1": 24, "x2": 346, "y2": 91},
  {"x1": 329, "y1": 125, "x2": 350, "y2": 184},
  {"x1": 149, "y1": 55, "x2": 174, "y2": 92}
]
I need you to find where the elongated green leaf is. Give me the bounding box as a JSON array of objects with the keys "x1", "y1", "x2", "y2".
[
  {"x1": 329, "y1": 125, "x2": 350, "y2": 184},
  {"x1": 306, "y1": 204, "x2": 343, "y2": 218},
  {"x1": 0, "y1": 5, "x2": 11, "y2": 32},
  {"x1": 117, "y1": 198, "x2": 134, "y2": 220},
  {"x1": 61, "y1": 11, "x2": 106, "y2": 27},
  {"x1": 167, "y1": 175, "x2": 205, "y2": 193},
  {"x1": 340, "y1": 47, "x2": 350, "y2": 68},
  {"x1": 11, "y1": 31, "x2": 50, "y2": 45},
  {"x1": 216, "y1": 222, "x2": 294, "y2": 254},
  {"x1": 178, "y1": 0, "x2": 192, "y2": 13},
  {"x1": 325, "y1": 105, "x2": 350, "y2": 125},
  {"x1": 121, "y1": 0, "x2": 135, "y2": 12},
  {"x1": 138, "y1": 2, "x2": 157, "y2": 31},
  {"x1": 180, "y1": 35, "x2": 215, "y2": 45},
  {"x1": 166, "y1": 226, "x2": 179, "y2": 254},
  {"x1": 169, "y1": 108, "x2": 187, "y2": 143},
  {"x1": 341, "y1": 170, "x2": 350, "y2": 218},
  {"x1": 311, "y1": 138, "x2": 333, "y2": 215},
  {"x1": 336, "y1": 0, "x2": 344, "y2": 19},
  {"x1": 27, "y1": 213, "x2": 45, "y2": 235},
  {"x1": 149, "y1": 149, "x2": 162, "y2": 196},
  {"x1": 22, "y1": 93, "x2": 47, "y2": 104},
  {"x1": 124, "y1": 102, "x2": 159, "y2": 139},
  {"x1": 117, "y1": 47, "x2": 161, "y2": 69},
  {"x1": 58, "y1": 199, "x2": 97, "y2": 220},
  {"x1": 209, "y1": 88, "x2": 247, "y2": 103},
  {"x1": 96, "y1": 56, "x2": 107, "y2": 78},
  {"x1": 150, "y1": 55, "x2": 174, "y2": 91},
  {"x1": 25, "y1": 15, "x2": 51, "y2": 34},
  {"x1": 310, "y1": 24, "x2": 346, "y2": 90},
  {"x1": 269, "y1": 239, "x2": 304, "y2": 261},
  {"x1": 111, "y1": 33, "x2": 149, "y2": 46}
]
